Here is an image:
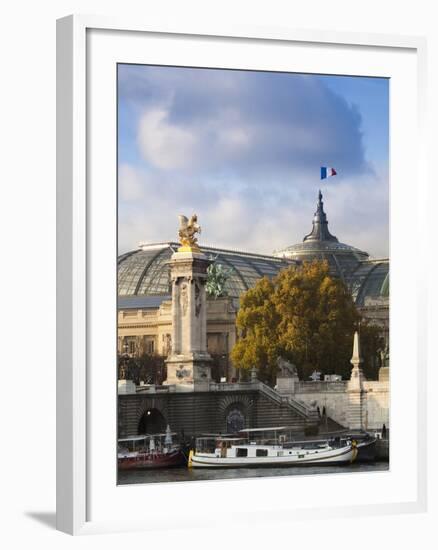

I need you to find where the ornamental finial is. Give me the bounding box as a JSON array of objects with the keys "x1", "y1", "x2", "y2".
[
  {"x1": 303, "y1": 190, "x2": 338, "y2": 243},
  {"x1": 350, "y1": 331, "x2": 364, "y2": 367}
]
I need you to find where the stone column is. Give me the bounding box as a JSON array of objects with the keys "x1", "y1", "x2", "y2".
[
  {"x1": 346, "y1": 331, "x2": 366, "y2": 430},
  {"x1": 200, "y1": 282, "x2": 208, "y2": 353},
  {"x1": 164, "y1": 250, "x2": 212, "y2": 391},
  {"x1": 171, "y1": 276, "x2": 180, "y2": 354}
]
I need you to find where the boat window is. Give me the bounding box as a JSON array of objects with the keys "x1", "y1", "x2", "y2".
[
  {"x1": 196, "y1": 438, "x2": 216, "y2": 453},
  {"x1": 236, "y1": 448, "x2": 248, "y2": 457},
  {"x1": 256, "y1": 449, "x2": 268, "y2": 457}
]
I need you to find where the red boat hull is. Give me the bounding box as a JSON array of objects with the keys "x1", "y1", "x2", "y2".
[{"x1": 118, "y1": 450, "x2": 186, "y2": 470}]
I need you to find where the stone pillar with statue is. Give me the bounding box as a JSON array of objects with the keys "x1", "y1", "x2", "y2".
[
  {"x1": 275, "y1": 356, "x2": 300, "y2": 394},
  {"x1": 164, "y1": 214, "x2": 213, "y2": 390},
  {"x1": 378, "y1": 343, "x2": 390, "y2": 382},
  {"x1": 117, "y1": 340, "x2": 136, "y2": 395}
]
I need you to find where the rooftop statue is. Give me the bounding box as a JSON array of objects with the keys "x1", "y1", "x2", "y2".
[
  {"x1": 206, "y1": 263, "x2": 231, "y2": 299},
  {"x1": 178, "y1": 214, "x2": 201, "y2": 252}
]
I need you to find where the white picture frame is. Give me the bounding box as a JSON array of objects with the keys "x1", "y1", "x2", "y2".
[{"x1": 56, "y1": 15, "x2": 428, "y2": 535}]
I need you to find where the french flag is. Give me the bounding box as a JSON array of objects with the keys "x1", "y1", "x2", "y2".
[{"x1": 320, "y1": 167, "x2": 337, "y2": 179}]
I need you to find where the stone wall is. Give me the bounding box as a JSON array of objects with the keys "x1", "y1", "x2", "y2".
[
  {"x1": 362, "y1": 379, "x2": 390, "y2": 429},
  {"x1": 286, "y1": 375, "x2": 389, "y2": 431},
  {"x1": 294, "y1": 381, "x2": 349, "y2": 427},
  {"x1": 276, "y1": 332, "x2": 390, "y2": 432},
  {"x1": 118, "y1": 387, "x2": 312, "y2": 438}
]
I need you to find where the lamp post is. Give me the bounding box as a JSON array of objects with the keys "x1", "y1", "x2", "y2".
[{"x1": 221, "y1": 354, "x2": 227, "y2": 382}]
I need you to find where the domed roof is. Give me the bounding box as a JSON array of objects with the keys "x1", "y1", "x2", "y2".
[
  {"x1": 118, "y1": 243, "x2": 297, "y2": 298},
  {"x1": 349, "y1": 259, "x2": 389, "y2": 306},
  {"x1": 118, "y1": 195, "x2": 389, "y2": 310},
  {"x1": 273, "y1": 191, "x2": 369, "y2": 281}
]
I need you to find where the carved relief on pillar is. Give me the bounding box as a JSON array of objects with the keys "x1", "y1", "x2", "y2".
[
  {"x1": 195, "y1": 281, "x2": 201, "y2": 317},
  {"x1": 180, "y1": 281, "x2": 188, "y2": 316}
]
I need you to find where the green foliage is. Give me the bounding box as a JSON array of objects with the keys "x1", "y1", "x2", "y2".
[
  {"x1": 359, "y1": 322, "x2": 384, "y2": 380},
  {"x1": 231, "y1": 260, "x2": 380, "y2": 382},
  {"x1": 231, "y1": 276, "x2": 281, "y2": 384},
  {"x1": 208, "y1": 353, "x2": 229, "y2": 382},
  {"x1": 118, "y1": 353, "x2": 166, "y2": 385}
]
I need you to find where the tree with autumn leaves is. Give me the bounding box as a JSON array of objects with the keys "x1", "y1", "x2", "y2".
[{"x1": 231, "y1": 260, "x2": 382, "y2": 384}]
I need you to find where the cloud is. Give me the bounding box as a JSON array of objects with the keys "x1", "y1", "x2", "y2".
[
  {"x1": 118, "y1": 164, "x2": 147, "y2": 202},
  {"x1": 118, "y1": 165, "x2": 388, "y2": 259},
  {"x1": 137, "y1": 108, "x2": 198, "y2": 170},
  {"x1": 119, "y1": 67, "x2": 368, "y2": 179},
  {"x1": 117, "y1": 65, "x2": 388, "y2": 258}
]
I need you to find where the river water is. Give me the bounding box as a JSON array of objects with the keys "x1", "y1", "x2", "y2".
[{"x1": 118, "y1": 461, "x2": 389, "y2": 485}]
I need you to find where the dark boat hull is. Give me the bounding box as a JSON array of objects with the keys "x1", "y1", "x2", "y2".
[
  {"x1": 118, "y1": 450, "x2": 186, "y2": 470},
  {"x1": 354, "y1": 438, "x2": 377, "y2": 462},
  {"x1": 327, "y1": 433, "x2": 379, "y2": 462}
]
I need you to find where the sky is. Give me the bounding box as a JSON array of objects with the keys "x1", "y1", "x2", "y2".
[{"x1": 118, "y1": 65, "x2": 389, "y2": 258}]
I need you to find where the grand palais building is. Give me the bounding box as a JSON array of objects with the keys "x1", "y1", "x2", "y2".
[{"x1": 118, "y1": 192, "x2": 389, "y2": 376}]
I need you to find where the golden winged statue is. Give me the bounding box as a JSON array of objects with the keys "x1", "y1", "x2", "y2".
[{"x1": 178, "y1": 213, "x2": 201, "y2": 252}]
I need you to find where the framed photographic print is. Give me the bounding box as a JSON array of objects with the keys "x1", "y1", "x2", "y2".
[{"x1": 57, "y1": 16, "x2": 427, "y2": 535}]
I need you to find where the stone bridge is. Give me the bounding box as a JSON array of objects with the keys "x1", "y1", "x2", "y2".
[{"x1": 118, "y1": 381, "x2": 319, "y2": 438}]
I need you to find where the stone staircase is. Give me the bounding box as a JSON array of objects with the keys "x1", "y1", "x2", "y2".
[
  {"x1": 256, "y1": 381, "x2": 319, "y2": 426},
  {"x1": 210, "y1": 380, "x2": 319, "y2": 429}
]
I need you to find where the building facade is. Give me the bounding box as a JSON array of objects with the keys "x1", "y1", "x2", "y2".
[{"x1": 118, "y1": 192, "x2": 389, "y2": 377}]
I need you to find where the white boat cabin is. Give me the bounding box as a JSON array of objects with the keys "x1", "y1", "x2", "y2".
[
  {"x1": 190, "y1": 427, "x2": 357, "y2": 467},
  {"x1": 118, "y1": 427, "x2": 179, "y2": 455},
  {"x1": 195, "y1": 432, "x2": 333, "y2": 459}
]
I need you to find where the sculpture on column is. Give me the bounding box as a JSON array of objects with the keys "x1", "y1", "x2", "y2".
[
  {"x1": 276, "y1": 356, "x2": 299, "y2": 394},
  {"x1": 165, "y1": 213, "x2": 213, "y2": 390},
  {"x1": 276, "y1": 356, "x2": 298, "y2": 377},
  {"x1": 119, "y1": 363, "x2": 127, "y2": 381},
  {"x1": 379, "y1": 343, "x2": 390, "y2": 368},
  {"x1": 378, "y1": 341, "x2": 390, "y2": 382},
  {"x1": 178, "y1": 214, "x2": 201, "y2": 252}
]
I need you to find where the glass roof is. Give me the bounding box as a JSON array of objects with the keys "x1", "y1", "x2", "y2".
[
  {"x1": 348, "y1": 260, "x2": 389, "y2": 305},
  {"x1": 118, "y1": 245, "x2": 389, "y2": 306},
  {"x1": 118, "y1": 243, "x2": 297, "y2": 298},
  {"x1": 274, "y1": 242, "x2": 370, "y2": 284}
]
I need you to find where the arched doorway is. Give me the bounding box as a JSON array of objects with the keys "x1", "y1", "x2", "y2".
[
  {"x1": 138, "y1": 407, "x2": 167, "y2": 434},
  {"x1": 225, "y1": 406, "x2": 246, "y2": 433}
]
